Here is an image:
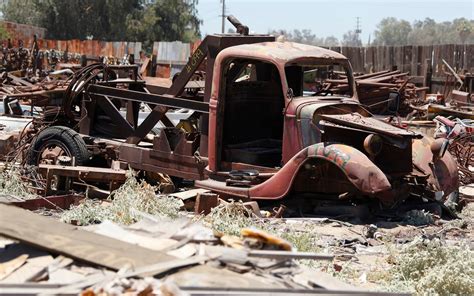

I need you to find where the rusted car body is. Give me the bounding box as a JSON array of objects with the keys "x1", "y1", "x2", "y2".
[{"x1": 29, "y1": 17, "x2": 459, "y2": 206}]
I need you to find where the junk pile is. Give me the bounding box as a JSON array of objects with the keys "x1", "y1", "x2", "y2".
[
  {"x1": 434, "y1": 115, "x2": 473, "y2": 203},
  {"x1": 407, "y1": 60, "x2": 473, "y2": 121},
  {"x1": 0, "y1": 202, "x2": 394, "y2": 295},
  {"x1": 325, "y1": 69, "x2": 425, "y2": 115}
]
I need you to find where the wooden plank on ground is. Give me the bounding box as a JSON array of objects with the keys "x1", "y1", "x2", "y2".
[
  {"x1": 293, "y1": 266, "x2": 359, "y2": 291},
  {"x1": 170, "y1": 188, "x2": 210, "y2": 201},
  {"x1": 1, "y1": 255, "x2": 54, "y2": 283},
  {"x1": 0, "y1": 255, "x2": 28, "y2": 280},
  {"x1": 0, "y1": 204, "x2": 174, "y2": 270}
]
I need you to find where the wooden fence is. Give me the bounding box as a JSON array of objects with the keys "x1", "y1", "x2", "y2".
[{"x1": 329, "y1": 44, "x2": 473, "y2": 78}]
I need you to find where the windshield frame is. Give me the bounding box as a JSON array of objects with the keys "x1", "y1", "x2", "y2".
[{"x1": 283, "y1": 58, "x2": 358, "y2": 100}]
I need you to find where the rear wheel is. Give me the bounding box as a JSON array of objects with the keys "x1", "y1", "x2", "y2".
[{"x1": 27, "y1": 126, "x2": 90, "y2": 166}]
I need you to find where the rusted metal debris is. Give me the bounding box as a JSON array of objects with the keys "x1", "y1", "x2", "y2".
[
  {"x1": 323, "y1": 69, "x2": 426, "y2": 115},
  {"x1": 434, "y1": 116, "x2": 474, "y2": 187}
]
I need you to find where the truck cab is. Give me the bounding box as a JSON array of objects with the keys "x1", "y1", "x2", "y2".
[{"x1": 196, "y1": 41, "x2": 458, "y2": 206}]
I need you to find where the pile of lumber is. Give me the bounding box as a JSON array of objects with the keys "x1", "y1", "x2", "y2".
[{"x1": 327, "y1": 70, "x2": 428, "y2": 115}]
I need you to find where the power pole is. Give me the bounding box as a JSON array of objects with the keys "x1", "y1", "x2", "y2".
[
  {"x1": 355, "y1": 17, "x2": 362, "y2": 45},
  {"x1": 355, "y1": 17, "x2": 362, "y2": 35},
  {"x1": 221, "y1": 0, "x2": 226, "y2": 34}
]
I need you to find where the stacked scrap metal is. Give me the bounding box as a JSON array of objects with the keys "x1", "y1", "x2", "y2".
[{"x1": 327, "y1": 70, "x2": 427, "y2": 115}]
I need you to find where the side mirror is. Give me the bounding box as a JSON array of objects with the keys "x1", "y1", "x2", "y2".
[{"x1": 387, "y1": 91, "x2": 401, "y2": 114}]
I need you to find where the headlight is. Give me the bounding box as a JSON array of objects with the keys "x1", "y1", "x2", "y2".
[{"x1": 364, "y1": 134, "x2": 383, "y2": 156}]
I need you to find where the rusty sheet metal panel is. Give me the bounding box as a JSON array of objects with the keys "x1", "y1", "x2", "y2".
[
  {"x1": 156, "y1": 64, "x2": 171, "y2": 78},
  {"x1": 133, "y1": 42, "x2": 142, "y2": 58},
  {"x1": 125, "y1": 42, "x2": 142, "y2": 59},
  {"x1": 102, "y1": 41, "x2": 113, "y2": 57},
  {"x1": 112, "y1": 42, "x2": 123, "y2": 58},
  {"x1": 155, "y1": 41, "x2": 191, "y2": 64},
  {"x1": 1, "y1": 21, "x2": 46, "y2": 40},
  {"x1": 58, "y1": 40, "x2": 67, "y2": 52}
]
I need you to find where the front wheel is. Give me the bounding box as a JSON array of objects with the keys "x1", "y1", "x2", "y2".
[{"x1": 27, "y1": 126, "x2": 90, "y2": 166}]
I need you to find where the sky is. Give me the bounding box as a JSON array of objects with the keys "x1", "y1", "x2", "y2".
[{"x1": 197, "y1": 0, "x2": 474, "y2": 43}]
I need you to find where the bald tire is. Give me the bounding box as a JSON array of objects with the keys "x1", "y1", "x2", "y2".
[{"x1": 27, "y1": 126, "x2": 90, "y2": 166}]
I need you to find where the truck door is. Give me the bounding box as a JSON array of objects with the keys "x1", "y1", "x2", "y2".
[{"x1": 220, "y1": 59, "x2": 284, "y2": 168}]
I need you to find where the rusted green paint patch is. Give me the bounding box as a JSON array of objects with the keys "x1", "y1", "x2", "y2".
[{"x1": 308, "y1": 143, "x2": 351, "y2": 169}]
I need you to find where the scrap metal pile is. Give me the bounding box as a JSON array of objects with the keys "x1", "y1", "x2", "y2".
[
  {"x1": 435, "y1": 116, "x2": 474, "y2": 191},
  {"x1": 326, "y1": 69, "x2": 426, "y2": 115}
]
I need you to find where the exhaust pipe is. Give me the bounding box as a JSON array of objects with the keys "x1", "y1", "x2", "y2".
[{"x1": 227, "y1": 15, "x2": 249, "y2": 36}]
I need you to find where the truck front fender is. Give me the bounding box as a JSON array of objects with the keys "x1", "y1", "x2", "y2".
[
  {"x1": 412, "y1": 137, "x2": 459, "y2": 199},
  {"x1": 248, "y1": 143, "x2": 391, "y2": 200}
]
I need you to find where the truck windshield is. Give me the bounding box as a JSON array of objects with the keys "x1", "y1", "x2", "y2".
[{"x1": 285, "y1": 61, "x2": 353, "y2": 98}]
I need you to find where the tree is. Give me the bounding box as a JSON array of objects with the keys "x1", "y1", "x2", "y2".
[
  {"x1": 125, "y1": 0, "x2": 201, "y2": 46},
  {"x1": 0, "y1": 0, "x2": 42, "y2": 26},
  {"x1": 268, "y1": 29, "x2": 339, "y2": 47},
  {"x1": 374, "y1": 17, "x2": 474, "y2": 45},
  {"x1": 0, "y1": 0, "x2": 201, "y2": 48},
  {"x1": 373, "y1": 17, "x2": 411, "y2": 46},
  {"x1": 342, "y1": 30, "x2": 362, "y2": 46},
  {"x1": 323, "y1": 36, "x2": 340, "y2": 47},
  {"x1": 456, "y1": 19, "x2": 472, "y2": 44}
]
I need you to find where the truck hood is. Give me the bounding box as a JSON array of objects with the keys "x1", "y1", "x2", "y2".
[
  {"x1": 295, "y1": 100, "x2": 422, "y2": 140},
  {"x1": 317, "y1": 113, "x2": 422, "y2": 140}
]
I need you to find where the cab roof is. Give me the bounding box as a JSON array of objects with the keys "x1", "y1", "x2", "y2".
[{"x1": 218, "y1": 41, "x2": 348, "y2": 65}]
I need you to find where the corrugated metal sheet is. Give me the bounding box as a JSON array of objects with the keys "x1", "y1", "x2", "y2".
[
  {"x1": 1, "y1": 21, "x2": 46, "y2": 40},
  {"x1": 154, "y1": 41, "x2": 191, "y2": 64}
]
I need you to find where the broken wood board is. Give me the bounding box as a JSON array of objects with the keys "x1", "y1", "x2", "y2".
[
  {"x1": 166, "y1": 264, "x2": 284, "y2": 289},
  {"x1": 1, "y1": 255, "x2": 54, "y2": 283},
  {"x1": 0, "y1": 204, "x2": 174, "y2": 270},
  {"x1": 84, "y1": 220, "x2": 178, "y2": 251},
  {"x1": 0, "y1": 255, "x2": 28, "y2": 280},
  {"x1": 170, "y1": 188, "x2": 210, "y2": 201},
  {"x1": 293, "y1": 266, "x2": 360, "y2": 291}
]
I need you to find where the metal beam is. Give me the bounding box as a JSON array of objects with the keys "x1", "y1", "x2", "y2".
[{"x1": 87, "y1": 85, "x2": 209, "y2": 113}]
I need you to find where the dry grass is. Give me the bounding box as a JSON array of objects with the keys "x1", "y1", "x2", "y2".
[
  {"x1": 61, "y1": 171, "x2": 182, "y2": 225},
  {"x1": 374, "y1": 237, "x2": 474, "y2": 295},
  {"x1": 0, "y1": 166, "x2": 36, "y2": 199},
  {"x1": 206, "y1": 200, "x2": 321, "y2": 253}
]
